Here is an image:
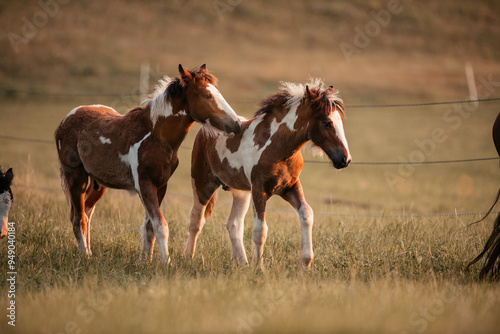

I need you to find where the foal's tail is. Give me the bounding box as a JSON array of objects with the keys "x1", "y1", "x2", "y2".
[
  {"x1": 204, "y1": 191, "x2": 218, "y2": 219},
  {"x1": 467, "y1": 187, "x2": 500, "y2": 280},
  {"x1": 59, "y1": 165, "x2": 71, "y2": 206}
]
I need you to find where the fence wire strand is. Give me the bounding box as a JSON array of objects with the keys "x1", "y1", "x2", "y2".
[{"x1": 2, "y1": 87, "x2": 500, "y2": 108}]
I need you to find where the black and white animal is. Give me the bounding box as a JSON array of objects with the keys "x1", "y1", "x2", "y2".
[{"x1": 0, "y1": 168, "x2": 14, "y2": 239}]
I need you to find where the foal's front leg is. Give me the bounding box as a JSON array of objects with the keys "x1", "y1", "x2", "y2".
[
  {"x1": 281, "y1": 181, "x2": 314, "y2": 268},
  {"x1": 139, "y1": 182, "x2": 169, "y2": 263},
  {"x1": 251, "y1": 190, "x2": 269, "y2": 266}
]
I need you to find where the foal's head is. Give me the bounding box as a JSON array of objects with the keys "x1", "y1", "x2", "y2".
[
  {"x1": 0, "y1": 168, "x2": 14, "y2": 239},
  {"x1": 178, "y1": 64, "x2": 242, "y2": 135},
  {"x1": 304, "y1": 81, "x2": 351, "y2": 169}
]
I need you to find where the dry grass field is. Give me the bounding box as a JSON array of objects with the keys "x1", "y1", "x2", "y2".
[{"x1": 1, "y1": 1, "x2": 500, "y2": 333}]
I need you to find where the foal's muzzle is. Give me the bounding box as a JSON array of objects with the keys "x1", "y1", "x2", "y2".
[
  {"x1": 224, "y1": 120, "x2": 242, "y2": 135},
  {"x1": 329, "y1": 150, "x2": 352, "y2": 169}
]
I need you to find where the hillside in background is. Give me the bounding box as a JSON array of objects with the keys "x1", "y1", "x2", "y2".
[{"x1": 1, "y1": 0, "x2": 500, "y2": 107}]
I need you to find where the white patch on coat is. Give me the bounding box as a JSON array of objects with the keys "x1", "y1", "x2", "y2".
[
  {"x1": 99, "y1": 136, "x2": 112, "y2": 144},
  {"x1": 175, "y1": 110, "x2": 187, "y2": 117},
  {"x1": 61, "y1": 105, "x2": 118, "y2": 125},
  {"x1": 61, "y1": 106, "x2": 80, "y2": 125},
  {"x1": 207, "y1": 84, "x2": 239, "y2": 122},
  {"x1": 215, "y1": 102, "x2": 299, "y2": 182},
  {"x1": 119, "y1": 132, "x2": 151, "y2": 192}
]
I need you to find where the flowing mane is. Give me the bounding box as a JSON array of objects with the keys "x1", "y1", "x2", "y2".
[
  {"x1": 143, "y1": 67, "x2": 219, "y2": 126},
  {"x1": 255, "y1": 78, "x2": 345, "y2": 118}
]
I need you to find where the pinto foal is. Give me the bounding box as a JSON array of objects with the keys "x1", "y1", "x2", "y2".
[
  {"x1": 185, "y1": 79, "x2": 351, "y2": 267},
  {"x1": 0, "y1": 168, "x2": 14, "y2": 239},
  {"x1": 55, "y1": 65, "x2": 242, "y2": 263}
]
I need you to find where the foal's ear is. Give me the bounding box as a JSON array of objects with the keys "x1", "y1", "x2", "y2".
[
  {"x1": 178, "y1": 64, "x2": 192, "y2": 84},
  {"x1": 305, "y1": 85, "x2": 318, "y2": 100},
  {"x1": 200, "y1": 64, "x2": 207, "y2": 72},
  {"x1": 5, "y1": 168, "x2": 13, "y2": 184}
]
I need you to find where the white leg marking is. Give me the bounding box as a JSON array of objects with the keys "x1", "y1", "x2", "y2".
[
  {"x1": 226, "y1": 190, "x2": 251, "y2": 264},
  {"x1": 298, "y1": 203, "x2": 314, "y2": 265},
  {"x1": 251, "y1": 202, "x2": 268, "y2": 264}
]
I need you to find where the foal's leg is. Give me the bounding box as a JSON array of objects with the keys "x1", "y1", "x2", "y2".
[
  {"x1": 281, "y1": 181, "x2": 314, "y2": 268},
  {"x1": 251, "y1": 189, "x2": 270, "y2": 266},
  {"x1": 83, "y1": 184, "x2": 107, "y2": 255},
  {"x1": 226, "y1": 189, "x2": 251, "y2": 264},
  {"x1": 142, "y1": 186, "x2": 167, "y2": 260},
  {"x1": 140, "y1": 183, "x2": 168, "y2": 262},
  {"x1": 64, "y1": 168, "x2": 91, "y2": 255},
  {"x1": 185, "y1": 178, "x2": 218, "y2": 258}
]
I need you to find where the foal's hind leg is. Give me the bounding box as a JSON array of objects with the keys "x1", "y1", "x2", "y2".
[
  {"x1": 226, "y1": 189, "x2": 251, "y2": 264},
  {"x1": 281, "y1": 181, "x2": 314, "y2": 268},
  {"x1": 185, "y1": 177, "x2": 219, "y2": 259},
  {"x1": 251, "y1": 188, "x2": 270, "y2": 266},
  {"x1": 83, "y1": 183, "x2": 107, "y2": 256},
  {"x1": 64, "y1": 167, "x2": 91, "y2": 255}
]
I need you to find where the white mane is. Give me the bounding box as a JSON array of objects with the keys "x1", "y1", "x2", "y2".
[
  {"x1": 141, "y1": 76, "x2": 174, "y2": 127},
  {"x1": 279, "y1": 78, "x2": 344, "y2": 114}
]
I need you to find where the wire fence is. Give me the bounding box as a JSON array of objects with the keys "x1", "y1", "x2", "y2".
[{"x1": 2, "y1": 87, "x2": 500, "y2": 107}]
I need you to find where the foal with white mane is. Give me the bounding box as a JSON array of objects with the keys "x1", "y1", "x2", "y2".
[
  {"x1": 0, "y1": 168, "x2": 14, "y2": 239},
  {"x1": 186, "y1": 79, "x2": 351, "y2": 267},
  {"x1": 55, "y1": 65, "x2": 242, "y2": 263}
]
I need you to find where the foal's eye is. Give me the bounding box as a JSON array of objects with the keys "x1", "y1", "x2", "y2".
[
  {"x1": 322, "y1": 120, "x2": 333, "y2": 128},
  {"x1": 203, "y1": 93, "x2": 213, "y2": 99}
]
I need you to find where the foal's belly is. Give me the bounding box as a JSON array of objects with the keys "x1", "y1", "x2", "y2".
[{"x1": 79, "y1": 146, "x2": 136, "y2": 190}]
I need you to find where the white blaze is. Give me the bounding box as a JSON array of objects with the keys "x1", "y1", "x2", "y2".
[
  {"x1": 331, "y1": 110, "x2": 351, "y2": 160},
  {"x1": 207, "y1": 84, "x2": 239, "y2": 122}
]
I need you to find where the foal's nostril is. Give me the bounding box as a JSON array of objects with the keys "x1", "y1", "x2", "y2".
[{"x1": 340, "y1": 156, "x2": 351, "y2": 168}]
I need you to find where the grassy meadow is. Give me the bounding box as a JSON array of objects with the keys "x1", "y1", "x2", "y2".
[{"x1": 1, "y1": 1, "x2": 500, "y2": 333}]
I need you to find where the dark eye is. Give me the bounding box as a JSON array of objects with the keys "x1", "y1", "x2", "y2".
[
  {"x1": 203, "y1": 93, "x2": 213, "y2": 99},
  {"x1": 322, "y1": 120, "x2": 333, "y2": 128}
]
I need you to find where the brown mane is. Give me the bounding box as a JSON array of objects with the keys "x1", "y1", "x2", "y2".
[{"x1": 254, "y1": 91, "x2": 290, "y2": 117}]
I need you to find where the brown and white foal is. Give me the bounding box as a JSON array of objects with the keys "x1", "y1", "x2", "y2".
[
  {"x1": 185, "y1": 79, "x2": 351, "y2": 267},
  {"x1": 55, "y1": 65, "x2": 242, "y2": 263}
]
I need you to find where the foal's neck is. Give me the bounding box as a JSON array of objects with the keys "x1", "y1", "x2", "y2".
[
  {"x1": 266, "y1": 104, "x2": 310, "y2": 159},
  {"x1": 149, "y1": 98, "x2": 194, "y2": 150}
]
